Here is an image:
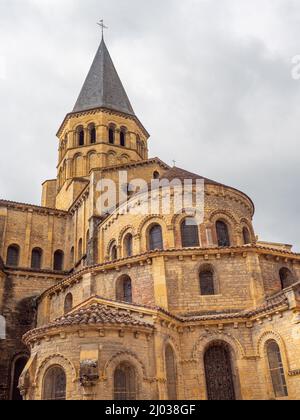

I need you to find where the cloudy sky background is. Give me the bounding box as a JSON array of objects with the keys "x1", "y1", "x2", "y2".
[{"x1": 0, "y1": 0, "x2": 299, "y2": 250}]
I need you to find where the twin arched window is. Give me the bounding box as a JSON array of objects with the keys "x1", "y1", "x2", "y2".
[
  {"x1": 53, "y1": 250, "x2": 64, "y2": 271},
  {"x1": 266, "y1": 340, "x2": 288, "y2": 398},
  {"x1": 216, "y1": 221, "x2": 230, "y2": 247},
  {"x1": 43, "y1": 366, "x2": 66, "y2": 400},
  {"x1": 149, "y1": 225, "x2": 163, "y2": 251},
  {"x1": 31, "y1": 248, "x2": 43, "y2": 270},
  {"x1": 114, "y1": 363, "x2": 137, "y2": 401},
  {"x1": 200, "y1": 268, "x2": 215, "y2": 296},
  {"x1": 116, "y1": 275, "x2": 133, "y2": 303},
  {"x1": 181, "y1": 218, "x2": 200, "y2": 248},
  {"x1": 6, "y1": 245, "x2": 20, "y2": 267}
]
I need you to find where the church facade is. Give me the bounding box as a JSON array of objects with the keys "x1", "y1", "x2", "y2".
[{"x1": 0, "y1": 36, "x2": 300, "y2": 401}]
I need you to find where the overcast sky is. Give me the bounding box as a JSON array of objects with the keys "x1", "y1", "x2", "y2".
[{"x1": 0, "y1": 0, "x2": 299, "y2": 250}]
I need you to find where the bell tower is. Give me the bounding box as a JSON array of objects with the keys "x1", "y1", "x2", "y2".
[{"x1": 52, "y1": 34, "x2": 149, "y2": 210}]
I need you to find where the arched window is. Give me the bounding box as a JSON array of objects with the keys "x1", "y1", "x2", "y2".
[
  {"x1": 181, "y1": 218, "x2": 200, "y2": 248},
  {"x1": 6, "y1": 245, "x2": 20, "y2": 267},
  {"x1": 165, "y1": 345, "x2": 177, "y2": 400},
  {"x1": 204, "y1": 343, "x2": 236, "y2": 400},
  {"x1": 110, "y1": 242, "x2": 118, "y2": 261},
  {"x1": 77, "y1": 126, "x2": 85, "y2": 146},
  {"x1": 200, "y1": 269, "x2": 215, "y2": 296},
  {"x1": 120, "y1": 128, "x2": 126, "y2": 147},
  {"x1": 149, "y1": 225, "x2": 163, "y2": 251},
  {"x1": 109, "y1": 125, "x2": 115, "y2": 144},
  {"x1": 153, "y1": 171, "x2": 160, "y2": 180},
  {"x1": 243, "y1": 227, "x2": 251, "y2": 245},
  {"x1": 0, "y1": 315, "x2": 5, "y2": 340},
  {"x1": 64, "y1": 293, "x2": 73, "y2": 315},
  {"x1": 136, "y1": 136, "x2": 141, "y2": 155},
  {"x1": 10, "y1": 356, "x2": 28, "y2": 400},
  {"x1": 216, "y1": 221, "x2": 230, "y2": 247},
  {"x1": 31, "y1": 248, "x2": 43, "y2": 270},
  {"x1": 43, "y1": 366, "x2": 66, "y2": 401},
  {"x1": 114, "y1": 363, "x2": 137, "y2": 401},
  {"x1": 53, "y1": 250, "x2": 64, "y2": 271},
  {"x1": 266, "y1": 340, "x2": 288, "y2": 398},
  {"x1": 89, "y1": 124, "x2": 96, "y2": 144},
  {"x1": 86, "y1": 230, "x2": 90, "y2": 253},
  {"x1": 124, "y1": 234, "x2": 133, "y2": 257},
  {"x1": 116, "y1": 275, "x2": 133, "y2": 303},
  {"x1": 78, "y1": 238, "x2": 83, "y2": 260},
  {"x1": 279, "y1": 268, "x2": 296, "y2": 290},
  {"x1": 70, "y1": 247, "x2": 75, "y2": 265}
]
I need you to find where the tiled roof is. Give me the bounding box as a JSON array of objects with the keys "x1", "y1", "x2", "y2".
[{"x1": 23, "y1": 303, "x2": 154, "y2": 342}]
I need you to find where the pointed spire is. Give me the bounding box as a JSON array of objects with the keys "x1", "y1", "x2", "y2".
[{"x1": 73, "y1": 38, "x2": 135, "y2": 116}]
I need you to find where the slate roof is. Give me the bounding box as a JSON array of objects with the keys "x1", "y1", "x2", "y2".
[{"x1": 73, "y1": 38, "x2": 135, "y2": 116}]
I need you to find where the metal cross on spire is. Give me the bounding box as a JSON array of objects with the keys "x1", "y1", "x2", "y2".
[{"x1": 97, "y1": 19, "x2": 108, "y2": 39}]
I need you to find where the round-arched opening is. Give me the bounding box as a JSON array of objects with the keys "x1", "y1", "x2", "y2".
[
  {"x1": 266, "y1": 340, "x2": 288, "y2": 398},
  {"x1": 124, "y1": 234, "x2": 133, "y2": 258},
  {"x1": 6, "y1": 244, "x2": 20, "y2": 267},
  {"x1": 10, "y1": 355, "x2": 28, "y2": 400},
  {"x1": 31, "y1": 248, "x2": 43, "y2": 270},
  {"x1": 116, "y1": 275, "x2": 133, "y2": 303},
  {"x1": 165, "y1": 345, "x2": 177, "y2": 400},
  {"x1": 148, "y1": 224, "x2": 163, "y2": 251},
  {"x1": 181, "y1": 217, "x2": 200, "y2": 248},
  {"x1": 216, "y1": 220, "x2": 231, "y2": 247},
  {"x1": 204, "y1": 342, "x2": 236, "y2": 400},
  {"x1": 279, "y1": 267, "x2": 296, "y2": 290},
  {"x1": 243, "y1": 227, "x2": 251, "y2": 245},
  {"x1": 42, "y1": 366, "x2": 66, "y2": 401},
  {"x1": 64, "y1": 293, "x2": 73, "y2": 315},
  {"x1": 53, "y1": 250, "x2": 64, "y2": 271},
  {"x1": 114, "y1": 363, "x2": 137, "y2": 401}
]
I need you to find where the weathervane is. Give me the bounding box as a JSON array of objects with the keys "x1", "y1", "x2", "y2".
[{"x1": 97, "y1": 19, "x2": 108, "y2": 38}]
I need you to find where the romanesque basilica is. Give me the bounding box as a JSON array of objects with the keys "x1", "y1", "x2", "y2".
[{"x1": 0, "y1": 34, "x2": 299, "y2": 401}]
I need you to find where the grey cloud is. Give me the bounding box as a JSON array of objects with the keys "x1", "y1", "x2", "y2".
[{"x1": 0, "y1": 0, "x2": 299, "y2": 250}]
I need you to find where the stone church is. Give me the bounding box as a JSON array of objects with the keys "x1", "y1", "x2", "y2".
[{"x1": 0, "y1": 34, "x2": 299, "y2": 401}]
